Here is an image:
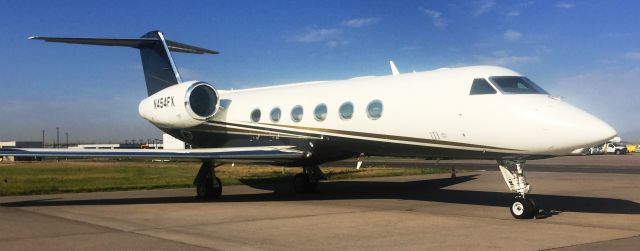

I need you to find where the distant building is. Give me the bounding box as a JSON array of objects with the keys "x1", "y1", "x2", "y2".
[
  {"x1": 1, "y1": 136, "x2": 186, "y2": 162},
  {"x1": 0, "y1": 141, "x2": 43, "y2": 162},
  {"x1": 69, "y1": 143, "x2": 143, "y2": 149},
  {"x1": 163, "y1": 134, "x2": 186, "y2": 150}
]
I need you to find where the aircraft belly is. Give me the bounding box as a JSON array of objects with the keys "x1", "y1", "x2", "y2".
[{"x1": 169, "y1": 127, "x2": 545, "y2": 165}]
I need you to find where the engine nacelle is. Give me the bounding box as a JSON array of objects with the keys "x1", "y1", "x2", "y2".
[{"x1": 138, "y1": 81, "x2": 220, "y2": 128}]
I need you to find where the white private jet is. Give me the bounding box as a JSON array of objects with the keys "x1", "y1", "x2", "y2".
[{"x1": 0, "y1": 31, "x2": 617, "y2": 219}]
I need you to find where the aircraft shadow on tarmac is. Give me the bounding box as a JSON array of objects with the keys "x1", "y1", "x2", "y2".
[{"x1": 2, "y1": 174, "x2": 639, "y2": 216}]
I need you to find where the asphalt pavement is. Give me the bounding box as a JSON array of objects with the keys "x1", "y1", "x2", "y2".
[{"x1": 0, "y1": 154, "x2": 639, "y2": 250}]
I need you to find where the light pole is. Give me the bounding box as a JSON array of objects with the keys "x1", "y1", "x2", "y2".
[{"x1": 56, "y1": 127, "x2": 60, "y2": 148}]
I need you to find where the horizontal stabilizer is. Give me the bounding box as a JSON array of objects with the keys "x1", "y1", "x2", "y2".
[{"x1": 29, "y1": 36, "x2": 219, "y2": 55}]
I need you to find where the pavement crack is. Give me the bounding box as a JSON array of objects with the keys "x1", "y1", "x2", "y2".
[
  {"x1": 541, "y1": 234, "x2": 640, "y2": 250},
  {"x1": 0, "y1": 230, "x2": 112, "y2": 242},
  {"x1": 128, "y1": 208, "x2": 377, "y2": 232}
]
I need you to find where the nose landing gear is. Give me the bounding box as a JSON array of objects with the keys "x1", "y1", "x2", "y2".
[{"x1": 498, "y1": 160, "x2": 537, "y2": 219}]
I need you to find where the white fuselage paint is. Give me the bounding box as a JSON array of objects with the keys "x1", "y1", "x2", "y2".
[{"x1": 141, "y1": 65, "x2": 617, "y2": 159}]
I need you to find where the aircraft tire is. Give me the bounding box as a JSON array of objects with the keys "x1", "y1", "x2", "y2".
[
  {"x1": 196, "y1": 180, "x2": 209, "y2": 199},
  {"x1": 212, "y1": 177, "x2": 223, "y2": 198},
  {"x1": 196, "y1": 176, "x2": 222, "y2": 199},
  {"x1": 293, "y1": 173, "x2": 310, "y2": 193},
  {"x1": 510, "y1": 197, "x2": 535, "y2": 219},
  {"x1": 305, "y1": 178, "x2": 318, "y2": 192}
]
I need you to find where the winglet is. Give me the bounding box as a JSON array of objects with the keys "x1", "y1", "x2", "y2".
[{"x1": 389, "y1": 61, "x2": 400, "y2": 76}]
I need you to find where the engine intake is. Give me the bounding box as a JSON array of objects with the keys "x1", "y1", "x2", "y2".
[
  {"x1": 186, "y1": 83, "x2": 219, "y2": 119},
  {"x1": 139, "y1": 81, "x2": 220, "y2": 128}
]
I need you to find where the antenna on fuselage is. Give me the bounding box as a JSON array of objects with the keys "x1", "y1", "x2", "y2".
[{"x1": 389, "y1": 61, "x2": 400, "y2": 76}]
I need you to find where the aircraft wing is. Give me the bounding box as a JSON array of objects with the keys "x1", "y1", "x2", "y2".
[{"x1": 0, "y1": 146, "x2": 306, "y2": 162}]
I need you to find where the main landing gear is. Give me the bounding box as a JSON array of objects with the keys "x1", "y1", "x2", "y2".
[
  {"x1": 498, "y1": 160, "x2": 537, "y2": 219},
  {"x1": 194, "y1": 160, "x2": 222, "y2": 200},
  {"x1": 293, "y1": 165, "x2": 326, "y2": 193},
  {"x1": 193, "y1": 161, "x2": 327, "y2": 198}
]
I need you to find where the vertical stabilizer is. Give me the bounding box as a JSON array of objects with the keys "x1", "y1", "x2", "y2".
[{"x1": 139, "y1": 31, "x2": 182, "y2": 95}]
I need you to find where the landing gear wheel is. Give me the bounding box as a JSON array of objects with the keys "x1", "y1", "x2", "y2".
[
  {"x1": 293, "y1": 173, "x2": 309, "y2": 193},
  {"x1": 212, "y1": 177, "x2": 223, "y2": 198},
  {"x1": 306, "y1": 178, "x2": 318, "y2": 192},
  {"x1": 196, "y1": 181, "x2": 207, "y2": 199},
  {"x1": 196, "y1": 176, "x2": 222, "y2": 199},
  {"x1": 293, "y1": 173, "x2": 317, "y2": 193},
  {"x1": 510, "y1": 197, "x2": 535, "y2": 219}
]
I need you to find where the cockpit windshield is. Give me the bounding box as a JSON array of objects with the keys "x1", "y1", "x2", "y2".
[{"x1": 489, "y1": 76, "x2": 548, "y2": 94}]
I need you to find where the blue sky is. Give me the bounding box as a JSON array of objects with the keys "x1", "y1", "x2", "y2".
[{"x1": 1, "y1": 0, "x2": 639, "y2": 143}]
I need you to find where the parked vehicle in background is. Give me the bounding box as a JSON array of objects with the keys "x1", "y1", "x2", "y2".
[
  {"x1": 586, "y1": 142, "x2": 635, "y2": 155},
  {"x1": 587, "y1": 146, "x2": 604, "y2": 155},
  {"x1": 606, "y1": 142, "x2": 628, "y2": 155}
]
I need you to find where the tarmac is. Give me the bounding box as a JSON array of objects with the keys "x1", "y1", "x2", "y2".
[{"x1": 1, "y1": 154, "x2": 639, "y2": 250}]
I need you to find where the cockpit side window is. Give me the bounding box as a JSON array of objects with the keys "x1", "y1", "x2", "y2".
[
  {"x1": 469, "y1": 78, "x2": 497, "y2": 95},
  {"x1": 489, "y1": 76, "x2": 548, "y2": 94}
]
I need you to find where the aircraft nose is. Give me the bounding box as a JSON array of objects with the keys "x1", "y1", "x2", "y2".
[
  {"x1": 578, "y1": 116, "x2": 617, "y2": 145},
  {"x1": 535, "y1": 100, "x2": 617, "y2": 154},
  {"x1": 556, "y1": 109, "x2": 617, "y2": 151}
]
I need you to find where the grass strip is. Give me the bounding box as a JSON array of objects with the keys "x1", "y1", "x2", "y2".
[{"x1": 0, "y1": 161, "x2": 448, "y2": 196}]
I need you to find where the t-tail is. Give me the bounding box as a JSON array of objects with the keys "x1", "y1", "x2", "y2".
[
  {"x1": 31, "y1": 30, "x2": 222, "y2": 128},
  {"x1": 29, "y1": 30, "x2": 218, "y2": 96}
]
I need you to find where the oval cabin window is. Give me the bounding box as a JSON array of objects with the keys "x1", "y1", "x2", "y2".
[
  {"x1": 339, "y1": 102, "x2": 354, "y2": 120},
  {"x1": 270, "y1": 107, "x2": 281, "y2": 122},
  {"x1": 250, "y1": 108, "x2": 261, "y2": 122},
  {"x1": 291, "y1": 105, "x2": 304, "y2": 122},
  {"x1": 314, "y1": 103, "x2": 328, "y2": 121},
  {"x1": 366, "y1": 100, "x2": 383, "y2": 120}
]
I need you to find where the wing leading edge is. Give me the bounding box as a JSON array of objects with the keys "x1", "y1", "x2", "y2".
[{"x1": 0, "y1": 146, "x2": 306, "y2": 161}]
